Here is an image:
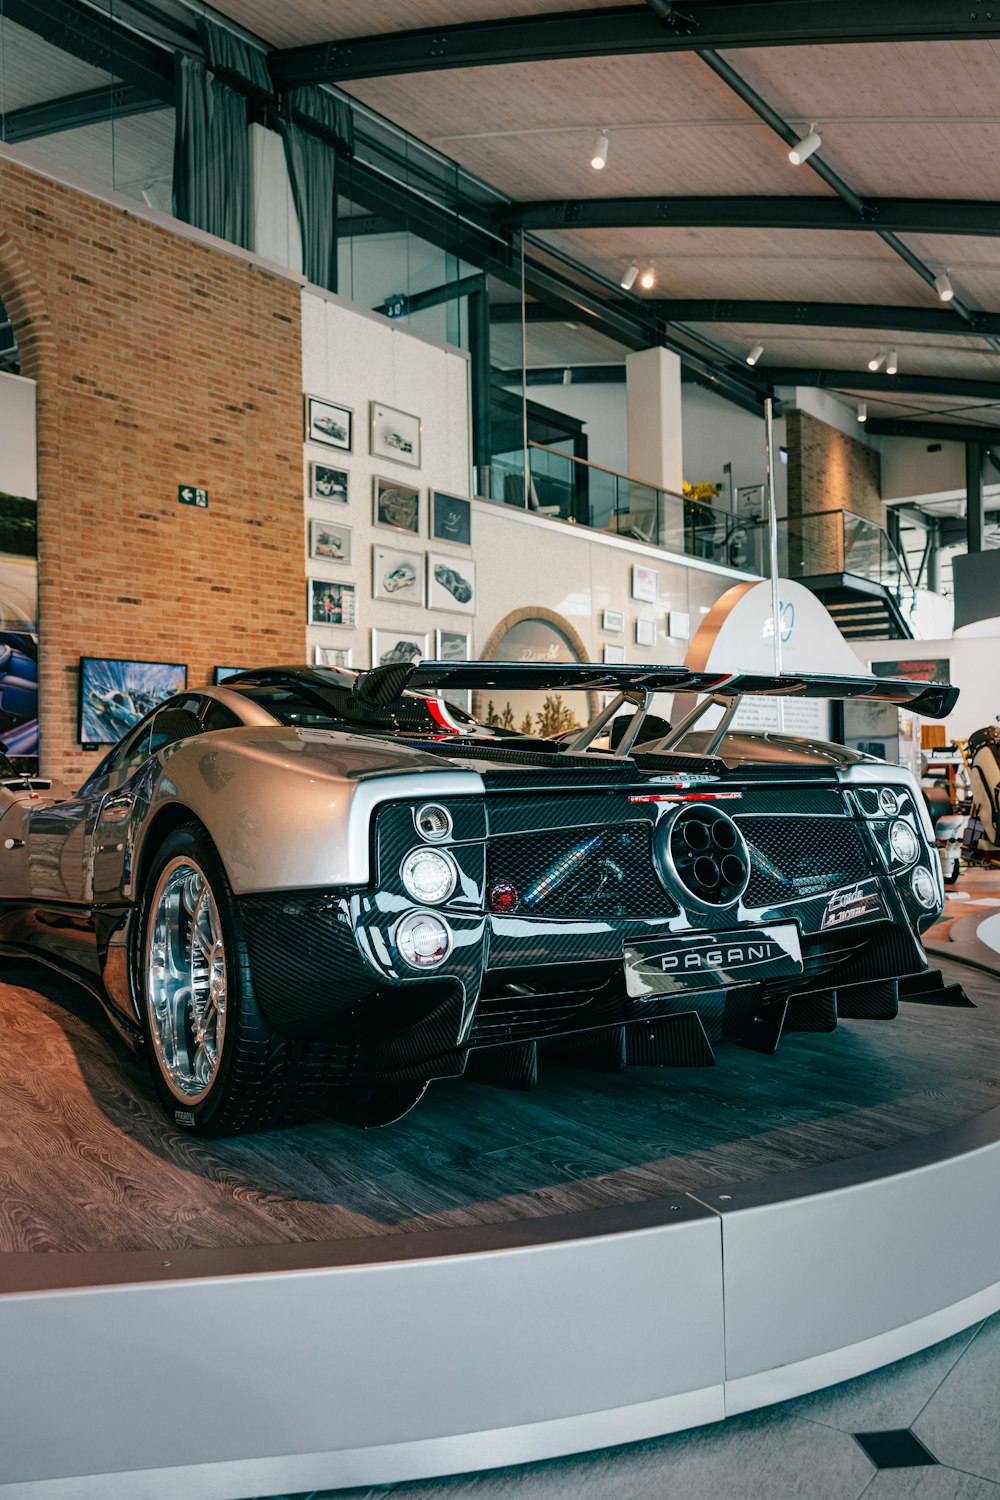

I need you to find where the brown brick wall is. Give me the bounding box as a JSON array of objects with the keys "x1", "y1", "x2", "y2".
[
  {"x1": 0, "y1": 156, "x2": 304, "y2": 785},
  {"x1": 785, "y1": 408, "x2": 884, "y2": 525}
]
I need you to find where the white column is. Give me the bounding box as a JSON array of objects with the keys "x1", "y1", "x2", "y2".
[{"x1": 626, "y1": 345, "x2": 683, "y2": 492}]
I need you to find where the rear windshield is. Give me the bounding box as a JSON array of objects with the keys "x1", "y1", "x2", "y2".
[{"x1": 230, "y1": 680, "x2": 477, "y2": 733}]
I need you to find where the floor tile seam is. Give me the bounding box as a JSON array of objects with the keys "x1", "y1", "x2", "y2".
[
  {"x1": 908, "y1": 1320, "x2": 989, "y2": 1430},
  {"x1": 933, "y1": 1460, "x2": 1000, "y2": 1489}
]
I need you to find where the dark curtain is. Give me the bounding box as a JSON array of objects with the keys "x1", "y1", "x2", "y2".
[
  {"x1": 280, "y1": 87, "x2": 354, "y2": 293},
  {"x1": 172, "y1": 54, "x2": 252, "y2": 250}
]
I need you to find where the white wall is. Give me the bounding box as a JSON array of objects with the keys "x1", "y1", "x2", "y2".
[
  {"x1": 881, "y1": 437, "x2": 966, "y2": 503},
  {"x1": 0, "y1": 372, "x2": 37, "y2": 499},
  {"x1": 528, "y1": 380, "x2": 628, "y2": 475},
  {"x1": 851, "y1": 633, "x2": 999, "y2": 743},
  {"x1": 301, "y1": 288, "x2": 759, "y2": 674},
  {"x1": 681, "y1": 384, "x2": 786, "y2": 516},
  {"x1": 627, "y1": 347, "x2": 683, "y2": 493}
]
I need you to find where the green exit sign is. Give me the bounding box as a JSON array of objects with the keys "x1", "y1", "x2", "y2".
[{"x1": 178, "y1": 485, "x2": 208, "y2": 509}]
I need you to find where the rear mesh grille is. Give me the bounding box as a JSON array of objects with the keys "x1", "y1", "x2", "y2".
[
  {"x1": 486, "y1": 823, "x2": 676, "y2": 919},
  {"x1": 737, "y1": 815, "x2": 872, "y2": 907}
]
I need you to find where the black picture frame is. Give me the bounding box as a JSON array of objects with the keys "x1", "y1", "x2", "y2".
[
  {"x1": 431, "y1": 491, "x2": 472, "y2": 546},
  {"x1": 78, "y1": 656, "x2": 187, "y2": 746}
]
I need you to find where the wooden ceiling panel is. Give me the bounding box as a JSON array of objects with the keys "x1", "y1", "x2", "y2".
[
  {"x1": 689, "y1": 324, "x2": 1000, "y2": 383},
  {"x1": 210, "y1": 0, "x2": 611, "y2": 51}
]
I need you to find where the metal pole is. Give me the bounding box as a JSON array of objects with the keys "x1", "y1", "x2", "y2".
[
  {"x1": 764, "y1": 396, "x2": 782, "y2": 677},
  {"x1": 520, "y1": 230, "x2": 530, "y2": 509}
]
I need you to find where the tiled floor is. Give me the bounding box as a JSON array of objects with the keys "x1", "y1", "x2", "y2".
[{"x1": 250, "y1": 1315, "x2": 1000, "y2": 1500}]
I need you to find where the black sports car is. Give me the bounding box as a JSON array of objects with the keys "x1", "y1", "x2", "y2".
[{"x1": 0, "y1": 662, "x2": 958, "y2": 1134}]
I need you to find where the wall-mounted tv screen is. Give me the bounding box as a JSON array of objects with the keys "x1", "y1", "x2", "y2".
[{"x1": 78, "y1": 657, "x2": 187, "y2": 745}]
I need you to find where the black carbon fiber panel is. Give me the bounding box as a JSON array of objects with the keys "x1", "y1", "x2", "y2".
[
  {"x1": 545, "y1": 1025, "x2": 626, "y2": 1072},
  {"x1": 239, "y1": 892, "x2": 375, "y2": 1037},
  {"x1": 485, "y1": 792, "x2": 652, "y2": 838},
  {"x1": 375, "y1": 802, "x2": 485, "y2": 906},
  {"x1": 466, "y1": 1042, "x2": 538, "y2": 1089},
  {"x1": 730, "y1": 786, "x2": 846, "y2": 816},
  {"x1": 826, "y1": 918, "x2": 925, "y2": 985},
  {"x1": 487, "y1": 919, "x2": 629, "y2": 968},
  {"x1": 486, "y1": 823, "x2": 677, "y2": 920},
  {"x1": 468, "y1": 986, "x2": 605, "y2": 1046},
  {"x1": 786, "y1": 989, "x2": 839, "y2": 1033},
  {"x1": 836, "y1": 979, "x2": 899, "y2": 1020},
  {"x1": 625, "y1": 1013, "x2": 715, "y2": 1067},
  {"x1": 737, "y1": 814, "x2": 872, "y2": 906}
]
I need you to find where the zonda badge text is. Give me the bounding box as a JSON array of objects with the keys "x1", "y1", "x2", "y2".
[{"x1": 821, "y1": 885, "x2": 883, "y2": 931}]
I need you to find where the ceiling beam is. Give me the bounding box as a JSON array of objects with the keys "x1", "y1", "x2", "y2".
[
  {"x1": 2, "y1": 0, "x2": 175, "y2": 105},
  {"x1": 507, "y1": 196, "x2": 1000, "y2": 238},
  {"x1": 769, "y1": 369, "x2": 1000, "y2": 402},
  {"x1": 1, "y1": 82, "x2": 163, "y2": 145},
  {"x1": 868, "y1": 419, "x2": 1000, "y2": 443},
  {"x1": 650, "y1": 301, "x2": 1000, "y2": 337},
  {"x1": 268, "y1": 2, "x2": 1000, "y2": 88}
]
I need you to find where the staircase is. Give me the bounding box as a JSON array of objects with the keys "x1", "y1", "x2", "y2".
[
  {"x1": 801, "y1": 575, "x2": 913, "y2": 640},
  {"x1": 781, "y1": 509, "x2": 916, "y2": 640}
]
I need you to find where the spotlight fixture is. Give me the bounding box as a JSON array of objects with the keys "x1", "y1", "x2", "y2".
[
  {"x1": 788, "y1": 125, "x2": 822, "y2": 166},
  {"x1": 591, "y1": 130, "x2": 609, "y2": 170},
  {"x1": 746, "y1": 343, "x2": 764, "y2": 366},
  {"x1": 886, "y1": 347, "x2": 898, "y2": 375},
  {"x1": 867, "y1": 349, "x2": 885, "y2": 372},
  {"x1": 639, "y1": 265, "x2": 656, "y2": 290},
  {"x1": 620, "y1": 263, "x2": 639, "y2": 291},
  {"x1": 934, "y1": 270, "x2": 954, "y2": 302},
  {"x1": 857, "y1": 401, "x2": 867, "y2": 423}
]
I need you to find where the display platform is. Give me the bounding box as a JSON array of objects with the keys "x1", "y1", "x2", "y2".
[{"x1": 2, "y1": 945, "x2": 1000, "y2": 1499}]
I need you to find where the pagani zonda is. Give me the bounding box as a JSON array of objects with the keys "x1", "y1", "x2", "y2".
[{"x1": 0, "y1": 663, "x2": 959, "y2": 1134}]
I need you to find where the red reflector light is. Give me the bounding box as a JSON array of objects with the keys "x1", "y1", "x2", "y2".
[
  {"x1": 628, "y1": 792, "x2": 743, "y2": 803},
  {"x1": 488, "y1": 881, "x2": 519, "y2": 913}
]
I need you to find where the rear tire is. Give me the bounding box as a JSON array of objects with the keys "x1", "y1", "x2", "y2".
[{"x1": 136, "y1": 823, "x2": 343, "y2": 1135}]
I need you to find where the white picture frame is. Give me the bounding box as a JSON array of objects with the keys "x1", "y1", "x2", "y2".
[
  {"x1": 308, "y1": 578, "x2": 357, "y2": 628},
  {"x1": 635, "y1": 617, "x2": 656, "y2": 647},
  {"x1": 372, "y1": 544, "x2": 425, "y2": 606},
  {"x1": 309, "y1": 462, "x2": 349, "y2": 504},
  {"x1": 631, "y1": 564, "x2": 658, "y2": 603},
  {"x1": 314, "y1": 644, "x2": 353, "y2": 669},
  {"x1": 372, "y1": 628, "x2": 428, "y2": 667},
  {"x1": 310, "y1": 519, "x2": 352, "y2": 565},
  {"x1": 371, "y1": 402, "x2": 421, "y2": 468},
  {"x1": 601, "y1": 609, "x2": 625, "y2": 633},
  {"x1": 427, "y1": 551, "x2": 476, "y2": 614},
  {"x1": 667, "y1": 610, "x2": 691, "y2": 640},
  {"x1": 305, "y1": 395, "x2": 352, "y2": 452},
  {"x1": 436, "y1": 628, "x2": 471, "y2": 661},
  {"x1": 603, "y1": 643, "x2": 627, "y2": 664}
]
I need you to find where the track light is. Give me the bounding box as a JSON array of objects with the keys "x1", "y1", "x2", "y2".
[
  {"x1": 639, "y1": 265, "x2": 655, "y2": 289},
  {"x1": 591, "y1": 130, "x2": 609, "y2": 170},
  {"x1": 867, "y1": 349, "x2": 885, "y2": 372},
  {"x1": 620, "y1": 263, "x2": 639, "y2": 291},
  {"x1": 746, "y1": 343, "x2": 764, "y2": 366},
  {"x1": 886, "y1": 348, "x2": 898, "y2": 375},
  {"x1": 789, "y1": 125, "x2": 822, "y2": 166},
  {"x1": 934, "y1": 270, "x2": 954, "y2": 302},
  {"x1": 857, "y1": 401, "x2": 867, "y2": 423}
]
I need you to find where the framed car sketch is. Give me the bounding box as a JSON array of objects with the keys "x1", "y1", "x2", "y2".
[
  {"x1": 601, "y1": 608, "x2": 624, "y2": 633},
  {"x1": 310, "y1": 519, "x2": 352, "y2": 564},
  {"x1": 309, "y1": 462, "x2": 348, "y2": 504},
  {"x1": 635, "y1": 617, "x2": 656, "y2": 647},
  {"x1": 305, "y1": 395, "x2": 353, "y2": 452},
  {"x1": 374, "y1": 476, "x2": 420, "y2": 535},
  {"x1": 431, "y1": 491, "x2": 472, "y2": 546},
  {"x1": 603, "y1": 643, "x2": 627, "y2": 664},
  {"x1": 314, "y1": 644, "x2": 353, "y2": 669},
  {"x1": 308, "y1": 578, "x2": 357, "y2": 628},
  {"x1": 631, "y1": 564, "x2": 658, "y2": 603},
  {"x1": 436, "y1": 628, "x2": 471, "y2": 661},
  {"x1": 427, "y1": 551, "x2": 476, "y2": 614},
  {"x1": 371, "y1": 402, "x2": 421, "y2": 468},
  {"x1": 371, "y1": 628, "x2": 428, "y2": 667},
  {"x1": 373, "y1": 544, "x2": 425, "y2": 605}
]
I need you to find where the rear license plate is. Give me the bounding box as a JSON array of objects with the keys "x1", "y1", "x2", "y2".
[{"x1": 625, "y1": 924, "x2": 802, "y2": 998}]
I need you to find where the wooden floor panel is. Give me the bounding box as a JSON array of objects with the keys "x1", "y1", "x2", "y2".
[{"x1": 0, "y1": 948, "x2": 998, "y2": 1255}]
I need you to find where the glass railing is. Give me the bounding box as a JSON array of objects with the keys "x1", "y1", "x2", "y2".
[
  {"x1": 748, "y1": 508, "x2": 917, "y2": 624},
  {"x1": 475, "y1": 444, "x2": 767, "y2": 574}
]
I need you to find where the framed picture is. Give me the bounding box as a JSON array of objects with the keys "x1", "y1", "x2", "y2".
[
  {"x1": 374, "y1": 476, "x2": 420, "y2": 535},
  {"x1": 308, "y1": 578, "x2": 357, "y2": 628},
  {"x1": 427, "y1": 551, "x2": 476, "y2": 614},
  {"x1": 372, "y1": 628, "x2": 428, "y2": 667},
  {"x1": 310, "y1": 519, "x2": 352, "y2": 564},
  {"x1": 631, "y1": 564, "x2": 658, "y2": 603},
  {"x1": 309, "y1": 462, "x2": 348, "y2": 504},
  {"x1": 373, "y1": 544, "x2": 425, "y2": 605},
  {"x1": 602, "y1": 608, "x2": 624, "y2": 633},
  {"x1": 431, "y1": 491, "x2": 471, "y2": 546},
  {"x1": 305, "y1": 395, "x2": 352, "y2": 452},
  {"x1": 314, "y1": 644, "x2": 353, "y2": 669},
  {"x1": 214, "y1": 666, "x2": 245, "y2": 683},
  {"x1": 78, "y1": 656, "x2": 187, "y2": 745},
  {"x1": 371, "y1": 402, "x2": 421, "y2": 468},
  {"x1": 666, "y1": 611, "x2": 690, "y2": 640},
  {"x1": 635, "y1": 617, "x2": 656, "y2": 647},
  {"x1": 436, "y1": 628, "x2": 471, "y2": 661},
  {"x1": 603, "y1": 643, "x2": 627, "y2": 665}
]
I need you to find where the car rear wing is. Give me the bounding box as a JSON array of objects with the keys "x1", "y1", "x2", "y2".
[{"x1": 356, "y1": 661, "x2": 959, "y2": 720}]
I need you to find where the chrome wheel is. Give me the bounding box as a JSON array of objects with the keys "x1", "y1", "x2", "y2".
[{"x1": 145, "y1": 856, "x2": 228, "y2": 1104}]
